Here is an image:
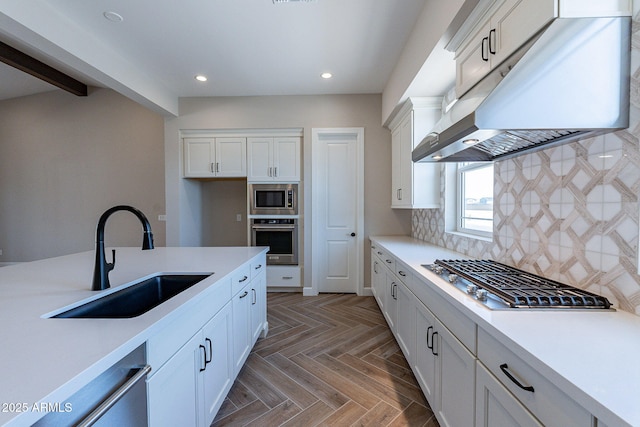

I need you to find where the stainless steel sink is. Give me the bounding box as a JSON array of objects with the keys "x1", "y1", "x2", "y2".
[{"x1": 52, "y1": 273, "x2": 211, "y2": 318}]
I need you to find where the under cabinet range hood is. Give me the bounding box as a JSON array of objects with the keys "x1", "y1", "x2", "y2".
[{"x1": 412, "y1": 16, "x2": 631, "y2": 163}]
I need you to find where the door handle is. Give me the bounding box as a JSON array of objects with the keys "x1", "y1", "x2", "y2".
[{"x1": 350, "y1": 232, "x2": 356, "y2": 237}]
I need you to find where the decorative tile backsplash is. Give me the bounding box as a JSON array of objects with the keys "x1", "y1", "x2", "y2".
[{"x1": 413, "y1": 10, "x2": 640, "y2": 316}]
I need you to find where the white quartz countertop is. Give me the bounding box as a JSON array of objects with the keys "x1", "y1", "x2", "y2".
[
  {"x1": 370, "y1": 235, "x2": 640, "y2": 427},
  {"x1": 0, "y1": 246, "x2": 267, "y2": 427}
]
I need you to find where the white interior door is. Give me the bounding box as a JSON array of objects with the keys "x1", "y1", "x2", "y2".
[{"x1": 312, "y1": 128, "x2": 363, "y2": 294}]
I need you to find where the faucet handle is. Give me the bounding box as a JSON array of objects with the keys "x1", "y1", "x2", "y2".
[{"x1": 108, "y1": 249, "x2": 116, "y2": 271}]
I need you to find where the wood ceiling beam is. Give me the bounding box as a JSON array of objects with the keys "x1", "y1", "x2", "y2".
[{"x1": 0, "y1": 41, "x2": 87, "y2": 96}]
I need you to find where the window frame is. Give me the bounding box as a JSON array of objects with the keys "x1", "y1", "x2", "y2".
[{"x1": 456, "y1": 162, "x2": 494, "y2": 239}]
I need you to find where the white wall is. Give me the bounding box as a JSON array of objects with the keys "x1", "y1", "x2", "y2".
[
  {"x1": 0, "y1": 88, "x2": 166, "y2": 262},
  {"x1": 164, "y1": 94, "x2": 411, "y2": 288}
]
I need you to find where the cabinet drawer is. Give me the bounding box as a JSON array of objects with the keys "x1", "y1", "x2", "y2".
[
  {"x1": 395, "y1": 259, "x2": 412, "y2": 286},
  {"x1": 250, "y1": 255, "x2": 266, "y2": 280},
  {"x1": 478, "y1": 328, "x2": 591, "y2": 427},
  {"x1": 231, "y1": 264, "x2": 251, "y2": 295},
  {"x1": 266, "y1": 265, "x2": 301, "y2": 287}
]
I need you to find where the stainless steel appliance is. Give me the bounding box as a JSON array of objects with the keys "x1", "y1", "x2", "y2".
[
  {"x1": 249, "y1": 183, "x2": 297, "y2": 216},
  {"x1": 412, "y1": 16, "x2": 630, "y2": 163},
  {"x1": 425, "y1": 259, "x2": 612, "y2": 310},
  {"x1": 251, "y1": 218, "x2": 298, "y2": 265}
]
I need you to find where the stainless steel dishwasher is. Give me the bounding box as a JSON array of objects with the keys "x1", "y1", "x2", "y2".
[{"x1": 34, "y1": 344, "x2": 149, "y2": 427}]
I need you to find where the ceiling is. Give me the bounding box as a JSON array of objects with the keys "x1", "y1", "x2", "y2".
[{"x1": 0, "y1": 0, "x2": 469, "y2": 118}]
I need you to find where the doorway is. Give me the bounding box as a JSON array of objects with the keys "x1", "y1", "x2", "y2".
[{"x1": 311, "y1": 128, "x2": 364, "y2": 294}]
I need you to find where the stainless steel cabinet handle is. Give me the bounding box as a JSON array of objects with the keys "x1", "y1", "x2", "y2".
[
  {"x1": 77, "y1": 365, "x2": 152, "y2": 427},
  {"x1": 282, "y1": 276, "x2": 293, "y2": 279},
  {"x1": 211, "y1": 163, "x2": 215, "y2": 173},
  {"x1": 274, "y1": 166, "x2": 278, "y2": 177},
  {"x1": 398, "y1": 271, "x2": 406, "y2": 277},
  {"x1": 398, "y1": 189, "x2": 402, "y2": 200},
  {"x1": 216, "y1": 162, "x2": 220, "y2": 173}
]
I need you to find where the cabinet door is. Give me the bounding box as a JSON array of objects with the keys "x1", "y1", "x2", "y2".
[
  {"x1": 491, "y1": 0, "x2": 556, "y2": 67},
  {"x1": 200, "y1": 303, "x2": 233, "y2": 426},
  {"x1": 247, "y1": 137, "x2": 273, "y2": 181},
  {"x1": 414, "y1": 300, "x2": 437, "y2": 404},
  {"x1": 456, "y1": 21, "x2": 492, "y2": 97},
  {"x1": 476, "y1": 362, "x2": 543, "y2": 427},
  {"x1": 184, "y1": 138, "x2": 215, "y2": 177},
  {"x1": 391, "y1": 125, "x2": 403, "y2": 207},
  {"x1": 436, "y1": 317, "x2": 475, "y2": 427},
  {"x1": 232, "y1": 284, "x2": 252, "y2": 375},
  {"x1": 371, "y1": 255, "x2": 385, "y2": 310},
  {"x1": 147, "y1": 333, "x2": 200, "y2": 427},
  {"x1": 215, "y1": 137, "x2": 246, "y2": 177},
  {"x1": 250, "y1": 272, "x2": 266, "y2": 343},
  {"x1": 395, "y1": 282, "x2": 415, "y2": 365},
  {"x1": 383, "y1": 271, "x2": 398, "y2": 331},
  {"x1": 273, "y1": 137, "x2": 300, "y2": 181},
  {"x1": 397, "y1": 114, "x2": 414, "y2": 207}
]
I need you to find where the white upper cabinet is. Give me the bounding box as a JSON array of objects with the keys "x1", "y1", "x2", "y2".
[
  {"x1": 247, "y1": 137, "x2": 300, "y2": 182},
  {"x1": 184, "y1": 137, "x2": 246, "y2": 178},
  {"x1": 387, "y1": 97, "x2": 441, "y2": 209},
  {"x1": 455, "y1": 0, "x2": 556, "y2": 97},
  {"x1": 454, "y1": 0, "x2": 631, "y2": 97}
]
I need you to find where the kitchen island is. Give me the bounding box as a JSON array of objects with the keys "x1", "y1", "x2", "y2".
[
  {"x1": 0, "y1": 246, "x2": 267, "y2": 426},
  {"x1": 371, "y1": 235, "x2": 640, "y2": 427}
]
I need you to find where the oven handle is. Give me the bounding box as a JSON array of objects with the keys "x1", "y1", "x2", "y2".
[{"x1": 251, "y1": 225, "x2": 296, "y2": 230}]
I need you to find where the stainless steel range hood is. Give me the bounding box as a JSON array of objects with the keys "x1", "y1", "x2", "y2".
[{"x1": 412, "y1": 16, "x2": 631, "y2": 163}]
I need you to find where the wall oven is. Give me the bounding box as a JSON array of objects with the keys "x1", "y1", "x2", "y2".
[
  {"x1": 251, "y1": 218, "x2": 298, "y2": 265},
  {"x1": 249, "y1": 183, "x2": 298, "y2": 216}
]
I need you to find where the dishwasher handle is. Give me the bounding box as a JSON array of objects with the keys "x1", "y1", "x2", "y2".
[{"x1": 77, "y1": 364, "x2": 152, "y2": 427}]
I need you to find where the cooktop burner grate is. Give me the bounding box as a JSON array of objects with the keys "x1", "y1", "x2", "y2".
[{"x1": 434, "y1": 259, "x2": 611, "y2": 309}]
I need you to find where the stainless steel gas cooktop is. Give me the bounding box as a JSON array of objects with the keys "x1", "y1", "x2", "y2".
[{"x1": 424, "y1": 259, "x2": 613, "y2": 310}]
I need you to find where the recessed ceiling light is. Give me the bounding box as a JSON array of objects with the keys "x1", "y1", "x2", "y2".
[
  {"x1": 321, "y1": 72, "x2": 333, "y2": 79},
  {"x1": 432, "y1": 155, "x2": 443, "y2": 160},
  {"x1": 463, "y1": 138, "x2": 479, "y2": 145},
  {"x1": 103, "y1": 11, "x2": 124, "y2": 22},
  {"x1": 195, "y1": 75, "x2": 208, "y2": 82}
]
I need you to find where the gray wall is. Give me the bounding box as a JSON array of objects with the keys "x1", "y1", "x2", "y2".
[
  {"x1": 0, "y1": 88, "x2": 166, "y2": 262},
  {"x1": 165, "y1": 94, "x2": 411, "y2": 289}
]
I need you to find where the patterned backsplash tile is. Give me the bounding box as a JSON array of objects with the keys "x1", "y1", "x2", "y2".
[{"x1": 412, "y1": 10, "x2": 640, "y2": 316}]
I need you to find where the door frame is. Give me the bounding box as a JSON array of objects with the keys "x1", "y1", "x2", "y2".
[{"x1": 308, "y1": 127, "x2": 364, "y2": 296}]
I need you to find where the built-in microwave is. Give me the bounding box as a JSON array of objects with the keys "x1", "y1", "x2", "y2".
[{"x1": 249, "y1": 183, "x2": 298, "y2": 216}]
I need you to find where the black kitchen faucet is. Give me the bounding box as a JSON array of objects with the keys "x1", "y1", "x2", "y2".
[{"x1": 91, "y1": 205, "x2": 154, "y2": 291}]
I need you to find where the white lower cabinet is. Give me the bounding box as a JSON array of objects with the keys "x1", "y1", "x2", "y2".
[
  {"x1": 476, "y1": 361, "x2": 543, "y2": 427},
  {"x1": 148, "y1": 332, "x2": 200, "y2": 427},
  {"x1": 395, "y1": 281, "x2": 415, "y2": 364},
  {"x1": 200, "y1": 303, "x2": 233, "y2": 425},
  {"x1": 371, "y1": 247, "x2": 386, "y2": 310},
  {"x1": 370, "y1": 239, "x2": 611, "y2": 427},
  {"x1": 383, "y1": 271, "x2": 398, "y2": 331},
  {"x1": 147, "y1": 255, "x2": 267, "y2": 426},
  {"x1": 413, "y1": 299, "x2": 475, "y2": 427},
  {"x1": 250, "y1": 270, "x2": 267, "y2": 343},
  {"x1": 148, "y1": 302, "x2": 233, "y2": 427},
  {"x1": 232, "y1": 281, "x2": 253, "y2": 376}
]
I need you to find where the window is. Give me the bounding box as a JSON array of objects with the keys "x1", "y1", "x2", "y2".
[{"x1": 457, "y1": 162, "x2": 494, "y2": 237}]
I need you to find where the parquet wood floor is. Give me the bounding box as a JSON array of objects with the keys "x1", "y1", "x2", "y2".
[{"x1": 211, "y1": 292, "x2": 439, "y2": 427}]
